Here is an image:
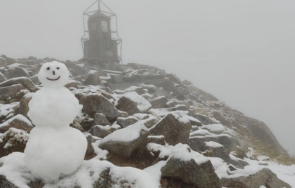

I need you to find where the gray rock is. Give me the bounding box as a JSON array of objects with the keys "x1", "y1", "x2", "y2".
[
  {"x1": 116, "y1": 97, "x2": 140, "y2": 115},
  {"x1": 84, "y1": 71, "x2": 101, "y2": 85},
  {"x1": 147, "y1": 135, "x2": 165, "y2": 145},
  {"x1": 1, "y1": 55, "x2": 16, "y2": 65},
  {"x1": 117, "y1": 116, "x2": 138, "y2": 128},
  {"x1": 0, "y1": 57, "x2": 7, "y2": 68},
  {"x1": 149, "y1": 96, "x2": 168, "y2": 108},
  {"x1": 188, "y1": 111, "x2": 216, "y2": 125},
  {"x1": 10, "y1": 67, "x2": 29, "y2": 78},
  {"x1": 221, "y1": 168, "x2": 291, "y2": 188},
  {"x1": 17, "y1": 94, "x2": 32, "y2": 119},
  {"x1": 0, "y1": 77, "x2": 38, "y2": 92},
  {"x1": 80, "y1": 94, "x2": 120, "y2": 122},
  {"x1": 0, "y1": 72, "x2": 7, "y2": 83},
  {"x1": 64, "y1": 60, "x2": 86, "y2": 76},
  {"x1": 149, "y1": 113, "x2": 192, "y2": 145},
  {"x1": 94, "y1": 113, "x2": 111, "y2": 126},
  {"x1": 99, "y1": 122, "x2": 148, "y2": 158},
  {"x1": 110, "y1": 74, "x2": 124, "y2": 83},
  {"x1": 0, "y1": 115, "x2": 33, "y2": 133},
  {"x1": 89, "y1": 125, "x2": 110, "y2": 138},
  {"x1": 89, "y1": 125, "x2": 117, "y2": 138},
  {"x1": 161, "y1": 145, "x2": 221, "y2": 188},
  {"x1": 0, "y1": 84, "x2": 28, "y2": 104}
]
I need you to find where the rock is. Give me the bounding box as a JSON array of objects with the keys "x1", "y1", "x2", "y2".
[
  {"x1": 80, "y1": 94, "x2": 121, "y2": 122},
  {"x1": 117, "y1": 116, "x2": 138, "y2": 128},
  {"x1": 28, "y1": 56, "x2": 38, "y2": 61},
  {"x1": 64, "y1": 60, "x2": 86, "y2": 76},
  {"x1": 166, "y1": 74, "x2": 182, "y2": 85},
  {"x1": 85, "y1": 134, "x2": 98, "y2": 160},
  {"x1": 99, "y1": 122, "x2": 148, "y2": 158},
  {"x1": 70, "y1": 118, "x2": 84, "y2": 132},
  {"x1": 166, "y1": 100, "x2": 177, "y2": 108},
  {"x1": 0, "y1": 84, "x2": 28, "y2": 104},
  {"x1": 161, "y1": 144, "x2": 221, "y2": 188},
  {"x1": 169, "y1": 104, "x2": 188, "y2": 111},
  {"x1": 0, "y1": 175, "x2": 18, "y2": 188},
  {"x1": 110, "y1": 74, "x2": 124, "y2": 83},
  {"x1": 0, "y1": 128, "x2": 29, "y2": 157},
  {"x1": 221, "y1": 168, "x2": 291, "y2": 188},
  {"x1": 1, "y1": 55, "x2": 16, "y2": 65},
  {"x1": 149, "y1": 96, "x2": 168, "y2": 108},
  {"x1": 188, "y1": 111, "x2": 216, "y2": 125},
  {"x1": 149, "y1": 112, "x2": 192, "y2": 145},
  {"x1": 17, "y1": 94, "x2": 32, "y2": 119},
  {"x1": 116, "y1": 92, "x2": 152, "y2": 115},
  {"x1": 0, "y1": 72, "x2": 7, "y2": 83},
  {"x1": 80, "y1": 116, "x2": 94, "y2": 131},
  {"x1": 0, "y1": 57, "x2": 7, "y2": 68},
  {"x1": 0, "y1": 114, "x2": 33, "y2": 133},
  {"x1": 94, "y1": 113, "x2": 110, "y2": 126},
  {"x1": 189, "y1": 134, "x2": 236, "y2": 153},
  {"x1": 10, "y1": 67, "x2": 29, "y2": 78},
  {"x1": 89, "y1": 125, "x2": 113, "y2": 138},
  {"x1": 0, "y1": 77, "x2": 38, "y2": 92},
  {"x1": 147, "y1": 135, "x2": 166, "y2": 145},
  {"x1": 84, "y1": 70, "x2": 101, "y2": 85},
  {"x1": 65, "y1": 80, "x2": 80, "y2": 89}
]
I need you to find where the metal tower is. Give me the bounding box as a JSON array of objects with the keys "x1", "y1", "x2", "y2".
[{"x1": 81, "y1": 0, "x2": 122, "y2": 64}]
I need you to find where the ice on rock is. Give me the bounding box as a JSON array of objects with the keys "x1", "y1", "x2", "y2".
[{"x1": 24, "y1": 61, "x2": 87, "y2": 182}]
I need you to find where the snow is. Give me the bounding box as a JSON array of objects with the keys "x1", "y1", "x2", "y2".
[
  {"x1": 122, "y1": 92, "x2": 152, "y2": 112},
  {"x1": 0, "y1": 152, "x2": 159, "y2": 188},
  {"x1": 190, "y1": 129, "x2": 213, "y2": 136},
  {"x1": 205, "y1": 141, "x2": 224, "y2": 148},
  {"x1": 2, "y1": 128, "x2": 29, "y2": 149},
  {"x1": 144, "y1": 161, "x2": 167, "y2": 183},
  {"x1": 0, "y1": 102, "x2": 19, "y2": 119},
  {"x1": 147, "y1": 143, "x2": 173, "y2": 159},
  {"x1": 204, "y1": 123, "x2": 225, "y2": 132},
  {"x1": 8, "y1": 63, "x2": 21, "y2": 68},
  {"x1": 100, "y1": 121, "x2": 147, "y2": 144}
]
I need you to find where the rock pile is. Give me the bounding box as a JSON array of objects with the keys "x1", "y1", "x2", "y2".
[{"x1": 0, "y1": 55, "x2": 292, "y2": 188}]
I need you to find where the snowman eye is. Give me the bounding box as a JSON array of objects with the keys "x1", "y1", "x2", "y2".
[
  {"x1": 47, "y1": 67, "x2": 50, "y2": 70},
  {"x1": 57, "y1": 67, "x2": 60, "y2": 70}
]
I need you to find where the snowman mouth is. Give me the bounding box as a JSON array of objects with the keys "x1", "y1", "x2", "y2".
[{"x1": 47, "y1": 76, "x2": 60, "y2": 81}]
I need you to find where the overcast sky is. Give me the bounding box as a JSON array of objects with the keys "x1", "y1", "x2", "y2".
[{"x1": 0, "y1": 0, "x2": 294, "y2": 155}]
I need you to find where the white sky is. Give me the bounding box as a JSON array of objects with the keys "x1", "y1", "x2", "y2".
[{"x1": 0, "y1": 0, "x2": 294, "y2": 155}]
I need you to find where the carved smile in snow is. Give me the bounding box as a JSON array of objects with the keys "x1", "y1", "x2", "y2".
[{"x1": 47, "y1": 76, "x2": 61, "y2": 81}]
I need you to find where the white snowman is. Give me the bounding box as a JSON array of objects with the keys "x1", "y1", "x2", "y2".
[{"x1": 24, "y1": 61, "x2": 87, "y2": 182}]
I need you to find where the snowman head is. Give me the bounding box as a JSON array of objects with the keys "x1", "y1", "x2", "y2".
[{"x1": 38, "y1": 61, "x2": 69, "y2": 88}]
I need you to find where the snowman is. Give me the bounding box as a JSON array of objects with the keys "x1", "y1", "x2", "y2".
[{"x1": 24, "y1": 61, "x2": 87, "y2": 182}]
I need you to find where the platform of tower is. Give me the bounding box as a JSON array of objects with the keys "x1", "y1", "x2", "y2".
[{"x1": 81, "y1": 0, "x2": 122, "y2": 65}]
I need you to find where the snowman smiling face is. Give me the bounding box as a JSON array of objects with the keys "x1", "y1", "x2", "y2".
[{"x1": 38, "y1": 61, "x2": 69, "y2": 88}]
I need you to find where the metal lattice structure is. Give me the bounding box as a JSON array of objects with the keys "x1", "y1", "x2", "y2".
[{"x1": 81, "y1": 0, "x2": 122, "y2": 64}]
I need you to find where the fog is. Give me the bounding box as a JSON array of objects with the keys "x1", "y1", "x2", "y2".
[{"x1": 0, "y1": 0, "x2": 294, "y2": 155}]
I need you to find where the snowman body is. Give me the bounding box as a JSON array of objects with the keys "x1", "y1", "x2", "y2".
[{"x1": 24, "y1": 61, "x2": 87, "y2": 182}]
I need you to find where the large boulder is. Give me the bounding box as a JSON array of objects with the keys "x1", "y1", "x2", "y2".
[
  {"x1": 0, "y1": 77, "x2": 38, "y2": 92},
  {"x1": 221, "y1": 168, "x2": 291, "y2": 188},
  {"x1": 0, "y1": 114, "x2": 33, "y2": 133},
  {"x1": 0, "y1": 84, "x2": 28, "y2": 104},
  {"x1": 99, "y1": 121, "x2": 148, "y2": 158},
  {"x1": 116, "y1": 92, "x2": 152, "y2": 115},
  {"x1": 149, "y1": 112, "x2": 192, "y2": 145},
  {"x1": 161, "y1": 144, "x2": 221, "y2": 188},
  {"x1": 9, "y1": 67, "x2": 29, "y2": 78},
  {"x1": 80, "y1": 94, "x2": 120, "y2": 122}
]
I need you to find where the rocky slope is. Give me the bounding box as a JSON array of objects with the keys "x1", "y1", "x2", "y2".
[{"x1": 0, "y1": 55, "x2": 294, "y2": 188}]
